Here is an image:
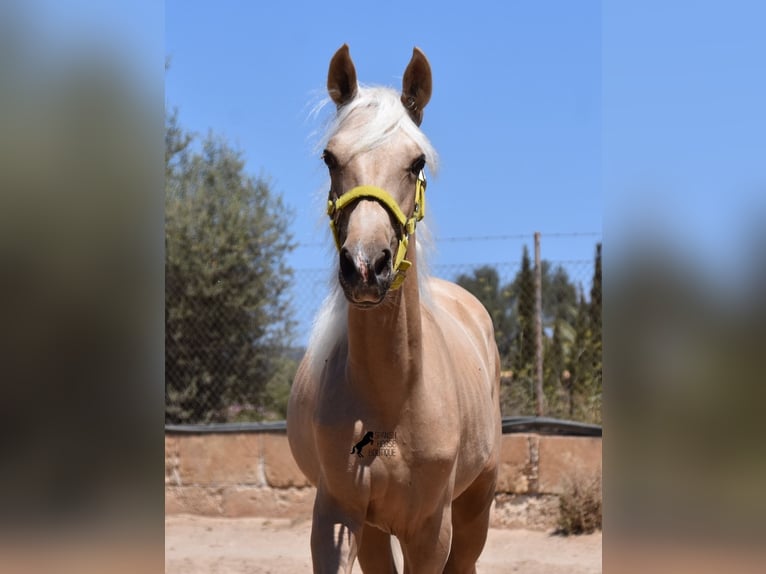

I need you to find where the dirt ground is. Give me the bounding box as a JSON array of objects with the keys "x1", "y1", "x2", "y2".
[{"x1": 166, "y1": 514, "x2": 601, "y2": 573}]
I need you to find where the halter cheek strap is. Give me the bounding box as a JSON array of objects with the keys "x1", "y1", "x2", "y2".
[{"x1": 326, "y1": 171, "x2": 426, "y2": 290}]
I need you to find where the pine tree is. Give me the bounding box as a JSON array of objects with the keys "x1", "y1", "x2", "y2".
[
  {"x1": 587, "y1": 243, "x2": 603, "y2": 422},
  {"x1": 513, "y1": 245, "x2": 536, "y2": 374},
  {"x1": 590, "y1": 243, "x2": 602, "y2": 348}
]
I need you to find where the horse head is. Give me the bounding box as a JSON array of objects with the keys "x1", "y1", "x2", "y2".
[{"x1": 323, "y1": 44, "x2": 434, "y2": 308}]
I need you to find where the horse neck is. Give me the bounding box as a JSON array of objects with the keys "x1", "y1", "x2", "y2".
[{"x1": 346, "y1": 237, "x2": 423, "y2": 410}]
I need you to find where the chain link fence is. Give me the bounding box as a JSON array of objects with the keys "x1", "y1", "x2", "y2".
[{"x1": 166, "y1": 236, "x2": 602, "y2": 425}]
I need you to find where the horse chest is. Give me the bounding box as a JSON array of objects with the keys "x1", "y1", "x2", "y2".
[
  {"x1": 315, "y1": 422, "x2": 457, "y2": 527},
  {"x1": 365, "y1": 451, "x2": 455, "y2": 530}
]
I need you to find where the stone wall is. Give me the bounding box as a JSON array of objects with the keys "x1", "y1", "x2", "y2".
[{"x1": 165, "y1": 432, "x2": 601, "y2": 530}]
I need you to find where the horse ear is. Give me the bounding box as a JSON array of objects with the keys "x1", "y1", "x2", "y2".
[
  {"x1": 327, "y1": 44, "x2": 358, "y2": 107},
  {"x1": 401, "y1": 47, "x2": 432, "y2": 126}
]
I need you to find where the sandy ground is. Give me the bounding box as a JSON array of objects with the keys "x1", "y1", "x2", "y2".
[{"x1": 166, "y1": 514, "x2": 601, "y2": 573}]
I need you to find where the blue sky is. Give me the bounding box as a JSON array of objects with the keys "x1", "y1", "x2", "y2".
[
  {"x1": 603, "y1": 1, "x2": 765, "y2": 288},
  {"x1": 165, "y1": 1, "x2": 602, "y2": 275},
  {"x1": 16, "y1": 0, "x2": 763, "y2": 339}
]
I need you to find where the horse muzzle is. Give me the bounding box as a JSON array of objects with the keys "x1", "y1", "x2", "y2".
[{"x1": 338, "y1": 244, "x2": 393, "y2": 307}]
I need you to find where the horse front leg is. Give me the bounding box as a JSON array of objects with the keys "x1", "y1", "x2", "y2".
[
  {"x1": 443, "y1": 468, "x2": 497, "y2": 574},
  {"x1": 356, "y1": 522, "x2": 398, "y2": 573},
  {"x1": 311, "y1": 484, "x2": 365, "y2": 574},
  {"x1": 399, "y1": 503, "x2": 453, "y2": 573}
]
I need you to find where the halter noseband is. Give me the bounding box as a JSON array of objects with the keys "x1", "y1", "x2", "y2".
[{"x1": 326, "y1": 170, "x2": 427, "y2": 290}]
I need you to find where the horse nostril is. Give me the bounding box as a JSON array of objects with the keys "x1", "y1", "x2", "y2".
[
  {"x1": 339, "y1": 247, "x2": 357, "y2": 283},
  {"x1": 373, "y1": 248, "x2": 392, "y2": 279}
]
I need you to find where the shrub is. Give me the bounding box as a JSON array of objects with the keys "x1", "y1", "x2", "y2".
[{"x1": 556, "y1": 474, "x2": 602, "y2": 535}]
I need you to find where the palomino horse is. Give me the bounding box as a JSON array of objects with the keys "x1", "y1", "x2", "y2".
[{"x1": 287, "y1": 44, "x2": 501, "y2": 573}]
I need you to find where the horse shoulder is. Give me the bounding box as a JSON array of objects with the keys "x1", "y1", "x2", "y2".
[
  {"x1": 423, "y1": 277, "x2": 502, "y2": 486},
  {"x1": 286, "y1": 355, "x2": 324, "y2": 486}
]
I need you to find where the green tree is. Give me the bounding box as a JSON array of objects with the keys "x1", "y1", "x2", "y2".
[
  {"x1": 456, "y1": 266, "x2": 515, "y2": 361},
  {"x1": 587, "y1": 242, "x2": 603, "y2": 421},
  {"x1": 543, "y1": 264, "x2": 579, "y2": 327},
  {"x1": 541, "y1": 264, "x2": 578, "y2": 417},
  {"x1": 165, "y1": 114, "x2": 296, "y2": 423},
  {"x1": 543, "y1": 321, "x2": 568, "y2": 418},
  {"x1": 512, "y1": 246, "x2": 536, "y2": 374},
  {"x1": 589, "y1": 242, "x2": 602, "y2": 354},
  {"x1": 453, "y1": 246, "x2": 596, "y2": 421},
  {"x1": 567, "y1": 289, "x2": 601, "y2": 422}
]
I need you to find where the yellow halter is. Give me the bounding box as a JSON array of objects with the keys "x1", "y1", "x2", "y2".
[{"x1": 326, "y1": 170, "x2": 426, "y2": 290}]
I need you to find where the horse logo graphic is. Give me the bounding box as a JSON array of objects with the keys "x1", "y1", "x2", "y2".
[{"x1": 350, "y1": 431, "x2": 374, "y2": 458}]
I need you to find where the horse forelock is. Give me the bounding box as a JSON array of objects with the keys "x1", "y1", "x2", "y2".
[{"x1": 314, "y1": 86, "x2": 439, "y2": 175}]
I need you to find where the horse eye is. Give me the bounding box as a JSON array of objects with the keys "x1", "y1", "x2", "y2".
[
  {"x1": 409, "y1": 155, "x2": 426, "y2": 175},
  {"x1": 322, "y1": 150, "x2": 338, "y2": 170}
]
